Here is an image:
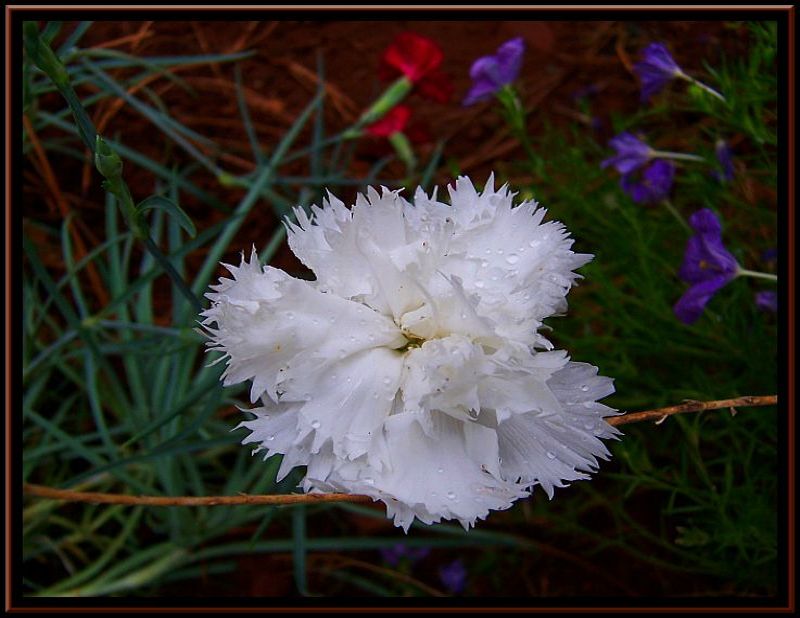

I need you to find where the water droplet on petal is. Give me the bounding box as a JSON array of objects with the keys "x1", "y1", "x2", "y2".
[
  {"x1": 311, "y1": 420, "x2": 321, "y2": 429},
  {"x1": 583, "y1": 421, "x2": 595, "y2": 431},
  {"x1": 580, "y1": 385, "x2": 589, "y2": 392},
  {"x1": 546, "y1": 451, "x2": 556, "y2": 459},
  {"x1": 506, "y1": 254, "x2": 520, "y2": 265},
  {"x1": 474, "y1": 280, "x2": 485, "y2": 289},
  {"x1": 485, "y1": 248, "x2": 492, "y2": 255},
  {"x1": 382, "y1": 377, "x2": 392, "y2": 385},
  {"x1": 529, "y1": 240, "x2": 541, "y2": 248},
  {"x1": 363, "y1": 477, "x2": 374, "y2": 485},
  {"x1": 437, "y1": 467, "x2": 445, "y2": 474},
  {"x1": 497, "y1": 249, "x2": 504, "y2": 255},
  {"x1": 447, "y1": 491, "x2": 456, "y2": 500},
  {"x1": 267, "y1": 434, "x2": 275, "y2": 441}
]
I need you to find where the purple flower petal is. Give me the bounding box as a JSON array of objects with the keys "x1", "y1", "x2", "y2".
[
  {"x1": 674, "y1": 274, "x2": 731, "y2": 324},
  {"x1": 674, "y1": 208, "x2": 740, "y2": 323},
  {"x1": 678, "y1": 209, "x2": 739, "y2": 284},
  {"x1": 380, "y1": 543, "x2": 430, "y2": 566},
  {"x1": 714, "y1": 139, "x2": 735, "y2": 182},
  {"x1": 601, "y1": 132, "x2": 653, "y2": 175},
  {"x1": 493, "y1": 36, "x2": 526, "y2": 84},
  {"x1": 438, "y1": 559, "x2": 467, "y2": 594},
  {"x1": 462, "y1": 37, "x2": 526, "y2": 106},
  {"x1": 755, "y1": 290, "x2": 778, "y2": 313},
  {"x1": 620, "y1": 159, "x2": 675, "y2": 203},
  {"x1": 634, "y1": 42, "x2": 684, "y2": 102}
]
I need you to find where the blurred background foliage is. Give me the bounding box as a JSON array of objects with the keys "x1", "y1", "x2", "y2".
[{"x1": 20, "y1": 19, "x2": 781, "y2": 598}]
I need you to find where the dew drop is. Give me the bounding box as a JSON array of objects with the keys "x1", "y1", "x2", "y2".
[
  {"x1": 506, "y1": 254, "x2": 520, "y2": 265},
  {"x1": 363, "y1": 477, "x2": 375, "y2": 485},
  {"x1": 584, "y1": 421, "x2": 595, "y2": 430},
  {"x1": 474, "y1": 280, "x2": 485, "y2": 289},
  {"x1": 480, "y1": 260, "x2": 489, "y2": 268},
  {"x1": 546, "y1": 451, "x2": 556, "y2": 460},
  {"x1": 490, "y1": 275, "x2": 499, "y2": 281},
  {"x1": 312, "y1": 318, "x2": 319, "y2": 325},
  {"x1": 484, "y1": 248, "x2": 492, "y2": 255},
  {"x1": 382, "y1": 377, "x2": 392, "y2": 385},
  {"x1": 346, "y1": 377, "x2": 352, "y2": 383},
  {"x1": 286, "y1": 311, "x2": 294, "y2": 320},
  {"x1": 447, "y1": 491, "x2": 456, "y2": 500},
  {"x1": 310, "y1": 420, "x2": 321, "y2": 429},
  {"x1": 580, "y1": 385, "x2": 589, "y2": 392},
  {"x1": 437, "y1": 467, "x2": 445, "y2": 474},
  {"x1": 529, "y1": 240, "x2": 541, "y2": 248},
  {"x1": 267, "y1": 434, "x2": 275, "y2": 441},
  {"x1": 368, "y1": 334, "x2": 376, "y2": 342},
  {"x1": 496, "y1": 249, "x2": 504, "y2": 255}
]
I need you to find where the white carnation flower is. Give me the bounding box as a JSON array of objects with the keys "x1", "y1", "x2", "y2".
[{"x1": 201, "y1": 175, "x2": 619, "y2": 531}]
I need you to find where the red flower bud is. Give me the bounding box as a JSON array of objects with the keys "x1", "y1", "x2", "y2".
[{"x1": 366, "y1": 105, "x2": 411, "y2": 137}]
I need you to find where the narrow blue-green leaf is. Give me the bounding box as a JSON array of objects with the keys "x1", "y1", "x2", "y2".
[
  {"x1": 292, "y1": 505, "x2": 309, "y2": 595},
  {"x1": 192, "y1": 89, "x2": 324, "y2": 296},
  {"x1": 37, "y1": 111, "x2": 228, "y2": 212},
  {"x1": 137, "y1": 195, "x2": 196, "y2": 238},
  {"x1": 234, "y1": 64, "x2": 265, "y2": 164},
  {"x1": 56, "y1": 21, "x2": 93, "y2": 57},
  {"x1": 60, "y1": 214, "x2": 89, "y2": 318},
  {"x1": 41, "y1": 22, "x2": 63, "y2": 46},
  {"x1": 420, "y1": 140, "x2": 445, "y2": 189},
  {"x1": 80, "y1": 59, "x2": 220, "y2": 175}
]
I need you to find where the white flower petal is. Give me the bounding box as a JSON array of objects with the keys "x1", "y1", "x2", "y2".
[
  {"x1": 205, "y1": 175, "x2": 618, "y2": 531},
  {"x1": 201, "y1": 249, "x2": 405, "y2": 403}
]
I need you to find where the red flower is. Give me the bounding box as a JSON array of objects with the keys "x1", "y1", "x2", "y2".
[
  {"x1": 366, "y1": 105, "x2": 411, "y2": 137},
  {"x1": 380, "y1": 32, "x2": 443, "y2": 82},
  {"x1": 379, "y1": 32, "x2": 454, "y2": 103}
]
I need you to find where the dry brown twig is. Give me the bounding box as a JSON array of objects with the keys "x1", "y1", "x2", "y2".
[{"x1": 23, "y1": 394, "x2": 777, "y2": 508}]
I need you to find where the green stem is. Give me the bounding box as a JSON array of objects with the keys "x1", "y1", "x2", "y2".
[
  {"x1": 680, "y1": 73, "x2": 726, "y2": 102},
  {"x1": 737, "y1": 268, "x2": 778, "y2": 282},
  {"x1": 651, "y1": 150, "x2": 706, "y2": 163},
  {"x1": 660, "y1": 199, "x2": 691, "y2": 233}
]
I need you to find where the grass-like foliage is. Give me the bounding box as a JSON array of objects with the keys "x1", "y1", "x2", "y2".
[{"x1": 21, "y1": 21, "x2": 779, "y2": 597}]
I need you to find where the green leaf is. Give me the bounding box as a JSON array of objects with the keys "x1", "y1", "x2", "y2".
[{"x1": 137, "y1": 195, "x2": 197, "y2": 238}]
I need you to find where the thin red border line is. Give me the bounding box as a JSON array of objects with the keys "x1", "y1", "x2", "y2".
[{"x1": 7, "y1": 8, "x2": 794, "y2": 612}]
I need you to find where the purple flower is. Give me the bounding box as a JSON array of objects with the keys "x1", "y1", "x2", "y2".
[
  {"x1": 755, "y1": 291, "x2": 778, "y2": 313},
  {"x1": 438, "y1": 559, "x2": 468, "y2": 594},
  {"x1": 712, "y1": 139, "x2": 735, "y2": 183},
  {"x1": 601, "y1": 132, "x2": 654, "y2": 175},
  {"x1": 620, "y1": 159, "x2": 676, "y2": 203},
  {"x1": 674, "y1": 209, "x2": 740, "y2": 324},
  {"x1": 634, "y1": 42, "x2": 685, "y2": 102},
  {"x1": 762, "y1": 248, "x2": 777, "y2": 263},
  {"x1": 380, "y1": 543, "x2": 430, "y2": 567},
  {"x1": 463, "y1": 37, "x2": 525, "y2": 106}
]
